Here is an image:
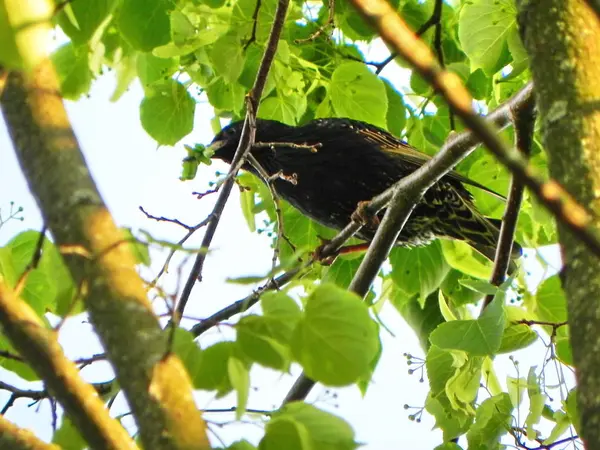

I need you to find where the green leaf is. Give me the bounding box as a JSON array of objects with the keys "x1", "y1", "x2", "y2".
[
  {"x1": 259, "y1": 417, "x2": 311, "y2": 450},
  {"x1": 565, "y1": 389, "x2": 580, "y2": 435},
  {"x1": 434, "y1": 444, "x2": 463, "y2": 450},
  {"x1": 194, "y1": 341, "x2": 236, "y2": 396},
  {"x1": 239, "y1": 185, "x2": 257, "y2": 232},
  {"x1": 0, "y1": 335, "x2": 39, "y2": 381},
  {"x1": 0, "y1": 4, "x2": 21, "y2": 69},
  {"x1": 330, "y1": 62, "x2": 387, "y2": 128},
  {"x1": 466, "y1": 393, "x2": 513, "y2": 448},
  {"x1": 261, "y1": 403, "x2": 357, "y2": 450},
  {"x1": 322, "y1": 256, "x2": 364, "y2": 288},
  {"x1": 228, "y1": 440, "x2": 258, "y2": 450},
  {"x1": 429, "y1": 295, "x2": 506, "y2": 356},
  {"x1": 171, "y1": 328, "x2": 203, "y2": 384},
  {"x1": 466, "y1": 69, "x2": 492, "y2": 100},
  {"x1": 383, "y1": 79, "x2": 406, "y2": 137},
  {"x1": 425, "y1": 394, "x2": 473, "y2": 442},
  {"x1": 122, "y1": 228, "x2": 151, "y2": 266},
  {"x1": 426, "y1": 345, "x2": 458, "y2": 396},
  {"x1": 291, "y1": 283, "x2": 379, "y2": 385},
  {"x1": 389, "y1": 242, "x2": 450, "y2": 307},
  {"x1": 51, "y1": 43, "x2": 93, "y2": 101},
  {"x1": 530, "y1": 275, "x2": 568, "y2": 323},
  {"x1": 441, "y1": 270, "x2": 483, "y2": 306},
  {"x1": 0, "y1": 231, "x2": 68, "y2": 317},
  {"x1": 210, "y1": 35, "x2": 245, "y2": 82},
  {"x1": 206, "y1": 78, "x2": 246, "y2": 113},
  {"x1": 56, "y1": 0, "x2": 115, "y2": 44},
  {"x1": 236, "y1": 315, "x2": 291, "y2": 370},
  {"x1": 544, "y1": 410, "x2": 572, "y2": 446},
  {"x1": 507, "y1": 376, "x2": 526, "y2": 408},
  {"x1": 140, "y1": 79, "x2": 195, "y2": 145},
  {"x1": 52, "y1": 416, "x2": 86, "y2": 450},
  {"x1": 110, "y1": 50, "x2": 138, "y2": 102},
  {"x1": 498, "y1": 306, "x2": 537, "y2": 353},
  {"x1": 228, "y1": 357, "x2": 250, "y2": 420},
  {"x1": 279, "y1": 202, "x2": 336, "y2": 263},
  {"x1": 257, "y1": 95, "x2": 301, "y2": 125},
  {"x1": 446, "y1": 355, "x2": 483, "y2": 413},
  {"x1": 335, "y1": 0, "x2": 383, "y2": 41},
  {"x1": 238, "y1": 44, "x2": 276, "y2": 96},
  {"x1": 387, "y1": 281, "x2": 444, "y2": 351},
  {"x1": 137, "y1": 53, "x2": 178, "y2": 88},
  {"x1": 441, "y1": 240, "x2": 493, "y2": 280},
  {"x1": 118, "y1": 0, "x2": 175, "y2": 51},
  {"x1": 468, "y1": 153, "x2": 511, "y2": 218},
  {"x1": 458, "y1": 0, "x2": 516, "y2": 75}
]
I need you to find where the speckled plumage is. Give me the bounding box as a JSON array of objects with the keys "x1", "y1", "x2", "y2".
[{"x1": 209, "y1": 118, "x2": 520, "y2": 261}]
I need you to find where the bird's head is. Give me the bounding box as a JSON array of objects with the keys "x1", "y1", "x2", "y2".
[{"x1": 207, "y1": 119, "x2": 293, "y2": 163}]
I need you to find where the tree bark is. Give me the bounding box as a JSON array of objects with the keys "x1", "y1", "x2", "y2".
[
  {"x1": 519, "y1": 1, "x2": 600, "y2": 447},
  {"x1": 0, "y1": 0, "x2": 210, "y2": 446}
]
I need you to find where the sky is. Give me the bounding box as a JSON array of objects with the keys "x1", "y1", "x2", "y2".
[{"x1": 0, "y1": 40, "x2": 574, "y2": 449}]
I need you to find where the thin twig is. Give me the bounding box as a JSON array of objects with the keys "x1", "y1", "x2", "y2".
[
  {"x1": 374, "y1": 0, "x2": 443, "y2": 74},
  {"x1": 175, "y1": 0, "x2": 291, "y2": 323},
  {"x1": 252, "y1": 141, "x2": 322, "y2": 152},
  {"x1": 483, "y1": 99, "x2": 536, "y2": 309},
  {"x1": 139, "y1": 206, "x2": 195, "y2": 231},
  {"x1": 246, "y1": 154, "x2": 295, "y2": 270},
  {"x1": 244, "y1": 0, "x2": 262, "y2": 50},
  {"x1": 295, "y1": 0, "x2": 335, "y2": 43},
  {"x1": 148, "y1": 215, "x2": 212, "y2": 288},
  {"x1": 191, "y1": 265, "x2": 305, "y2": 337}
]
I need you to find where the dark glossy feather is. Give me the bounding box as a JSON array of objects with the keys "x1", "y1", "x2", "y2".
[{"x1": 209, "y1": 118, "x2": 521, "y2": 261}]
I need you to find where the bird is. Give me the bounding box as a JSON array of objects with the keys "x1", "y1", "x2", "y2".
[{"x1": 207, "y1": 117, "x2": 521, "y2": 264}]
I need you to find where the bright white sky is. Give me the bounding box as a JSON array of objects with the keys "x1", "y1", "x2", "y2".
[{"x1": 0, "y1": 39, "x2": 571, "y2": 449}]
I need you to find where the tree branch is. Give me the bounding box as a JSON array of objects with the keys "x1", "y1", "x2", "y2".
[
  {"x1": 175, "y1": 0, "x2": 291, "y2": 321},
  {"x1": 1, "y1": 41, "x2": 208, "y2": 450},
  {"x1": 0, "y1": 414, "x2": 60, "y2": 450},
  {"x1": 0, "y1": 282, "x2": 134, "y2": 449},
  {"x1": 483, "y1": 97, "x2": 536, "y2": 309}
]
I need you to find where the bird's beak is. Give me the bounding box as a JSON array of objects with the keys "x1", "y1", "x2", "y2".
[{"x1": 206, "y1": 139, "x2": 226, "y2": 155}]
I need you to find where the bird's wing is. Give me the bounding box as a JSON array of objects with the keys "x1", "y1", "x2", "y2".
[{"x1": 358, "y1": 127, "x2": 506, "y2": 200}]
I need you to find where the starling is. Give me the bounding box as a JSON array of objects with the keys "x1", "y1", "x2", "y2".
[{"x1": 208, "y1": 118, "x2": 521, "y2": 263}]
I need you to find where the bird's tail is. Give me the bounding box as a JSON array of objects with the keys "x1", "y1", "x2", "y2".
[{"x1": 465, "y1": 217, "x2": 522, "y2": 274}]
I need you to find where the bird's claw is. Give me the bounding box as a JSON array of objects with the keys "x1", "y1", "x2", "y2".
[
  {"x1": 351, "y1": 200, "x2": 379, "y2": 228},
  {"x1": 313, "y1": 236, "x2": 339, "y2": 266}
]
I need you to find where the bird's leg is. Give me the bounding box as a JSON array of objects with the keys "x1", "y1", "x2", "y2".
[{"x1": 351, "y1": 200, "x2": 380, "y2": 228}]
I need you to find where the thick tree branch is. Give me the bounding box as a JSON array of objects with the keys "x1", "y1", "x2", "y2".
[
  {"x1": 176, "y1": 0, "x2": 290, "y2": 320},
  {"x1": 0, "y1": 414, "x2": 60, "y2": 450},
  {"x1": 521, "y1": 1, "x2": 600, "y2": 448},
  {"x1": 1, "y1": 41, "x2": 208, "y2": 450},
  {"x1": 0, "y1": 282, "x2": 134, "y2": 449},
  {"x1": 349, "y1": 0, "x2": 600, "y2": 258},
  {"x1": 483, "y1": 95, "x2": 536, "y2": 309}
]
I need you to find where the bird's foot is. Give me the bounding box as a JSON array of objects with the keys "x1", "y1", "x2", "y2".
[
  {"x1": 351, "y1": 201, "x2": 379, "y2": 228},
  {"x1": 313, "y1": 236, "x2": 338, "y2": 266}
]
